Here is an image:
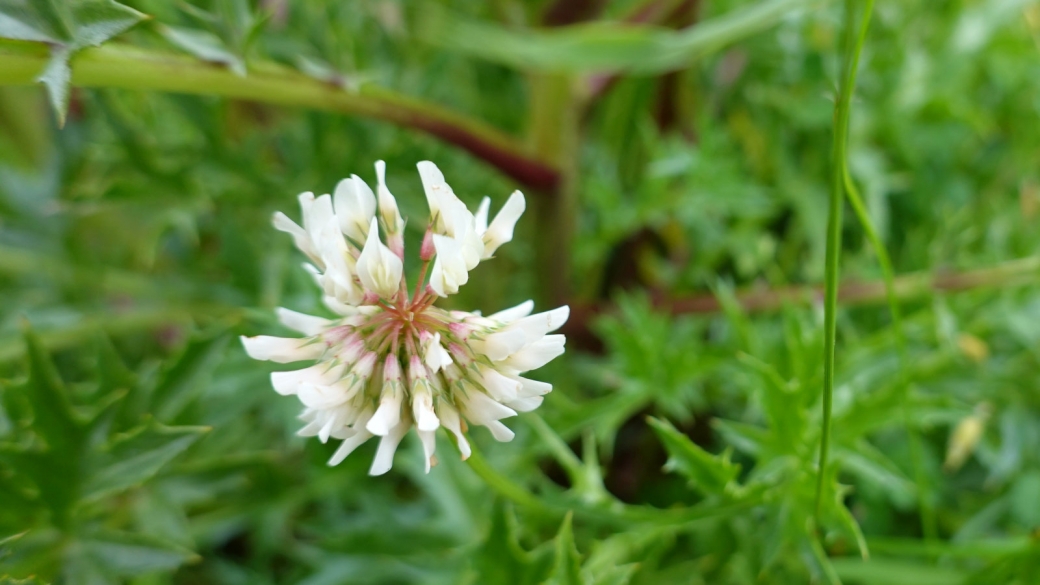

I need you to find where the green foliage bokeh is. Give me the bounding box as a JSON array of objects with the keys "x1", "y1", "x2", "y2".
[{"x1": 2, "y1": 0, "x2": 1040, "y2": 584}]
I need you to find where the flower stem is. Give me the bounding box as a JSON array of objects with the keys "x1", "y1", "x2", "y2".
[
  {"x1": 0, "y1": 40, "x2": 561, "y2": 192},
  {"x1": 814, "y1": 0, "x2": 873, "y2": 533}
]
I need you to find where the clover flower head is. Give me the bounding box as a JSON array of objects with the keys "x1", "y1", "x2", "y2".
[{"x1": 242, "y1": 161, "x2": 568, "y2": 475}]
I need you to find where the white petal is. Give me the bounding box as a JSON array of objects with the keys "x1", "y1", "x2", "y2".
[
  {"x1": 511, "y1": 306, "x2": 570, "y2": 342},
  {"x1": 240, "y1": 335, "x2": 323, "y2": 363},
  {"x1": 484, "y1": 420, "x2": 515, "y2": 442},
  {"x1": 273, "y1": 209, "x2": 321, "y2": 266},
  {"x1": 517, "y1": 376, "x2": 552, "y2": 397},
  {"x1": 501, "y1": 335, "x2": 566, "y2": 372},
  {"x1": 435, "y1": 401, "x2": 471, "y2": 460},
  {"x1": 411, "y1": 384, "x2": 440, "y2": 432},
  {"x1": 459, "y1": 389, "x2": 517, "y2": 424},
  {"x1": 301, "y1": 193, "x2": 333, "y2": 239},
  {"x1": 417, "y1": 161, "x2": 448, "y2": 217},
  {"x1": 488, "y1": 300, "x2": 534, "y2": 324},
  {"x1": 276, "y1": 308, "x2": 330, "y2": 336},
  {"x1": 329, "y1": 432, "x2": 370, "y2": 465},
  {"x1": 366, "y1": 392, "x2": 403, "y2": 436},
  {"x1": 478, "y1": 366, "x2": 522, "y2": 402},
  {"x1": 474, "y1": 196, "x2": 490, "y2": 235},
  {"x1": 355, "y1": 217, "x2": 403, "y2": 299},
  {"x1": 507, "y1": 395, "x2": 544, "y2": 413},
  {"x1": 473, "y1": 328, "x2": 527, "y2": 361},
  {"x1": 323, "y1": 295, "x2": 360, "y2": 317},
  {"x1": 334, "y1": 175, "x2": 376, "y2": 242},
  {"x1": 482, "y1": 191, "x2": 525, "y2": 258},
  {"x1": 375, "y1": 160, "x2": 404, "y2": 233},
  {"x1": 296, "y1": 383, "x2": 353, "y2": 409},
  {"x1": 270, "y1": 363, "x2": 342, "y2": 396},
  {"x1": 418, "y1": 429, "x2": 437, "y2": 473},
  {"x1": 328, "y1": 410, "x2": 375, "y2": 466},
  {"x1": 422, "y1": 333, "x2": 453, "y2": 373},
  {"x1": 429, "y1": 234, "x2": 469, "y2": 297},
  {"x1": 369, "y1": 419, "x2": 410, "y2": 476}
]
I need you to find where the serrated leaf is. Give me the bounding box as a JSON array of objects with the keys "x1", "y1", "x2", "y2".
[
  {"x1": 158, "y1": 25, "x2": 245, "y2": 76},
  {"x1": 22, "y1": 330, "x2": 84, "y2": 456},
  {"x1": 418, "y1": 0, "x2": 819, "y2": 74},
  {"x1": 543, "y1": 512, "x2": 583, "y2": 585},
  {"x1": 148, "y1": 332, "x2": 229, "y2": 422},
  {"x1": 78, "y1": 531, "x2": 197, "y2": 576},
  {"x1": 83, "y1": 421, "x2": 208, "y2": 500},
  {"x1": 0, "y1": 0, "x2": 146, "y2": 125},
  {"x1": 647, "y1": 417, "x2": 740, "y2": 496},
  {"x1": 474, "y1": 501, "x2": 539, "y2": 584}
]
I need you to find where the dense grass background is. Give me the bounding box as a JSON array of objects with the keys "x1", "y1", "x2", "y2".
[{"x1": 2, "y1": 0, "x2": 1040, "y2": 583}]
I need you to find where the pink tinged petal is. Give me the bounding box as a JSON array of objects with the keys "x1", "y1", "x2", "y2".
[
  {"x1": 517, "y1": 376, "x2": 553, "y2": 397},
  {"x1": 478, "y1": 366, "x2": 521, "y2": 402},
  {"x1": 482, "y1": 191, "x2": 525, "y2": 259},
  {"x1": 418, "y1": 429, "x2": 437, "y2": 473},
  {"x1": 473, "y1": 327, "x2": 527, "y2": 361},
  {"x1": 334, "y1": 174, "x2": 376, "y2": 242},
  {"x1": 240, "y1": 335, "x2": 323, "y2": 363},
  {"x1": 276, "y1": 308, "x2": 330, "y2": 336},
  {"x1": 507, "y1": 395, "x2": 544, "y2": 413},
  {"x1": 356, "y1": 218, "x2": 403, "y2": 298},
  {"x1": 369, "y1": 419, "x2": 410, "y2": 476},
  {"x1": 474, "y1": 196, "x2": 490, "y2": 235},
  {"x1": 501, "y1": 335, "x2": 566, "y2": 372},
  {"x1": 488, "y1": 300, "x2": 534, "y2": 324},
  {"x1": 511, "y1": 306, "x2": 570, "y2": 343},
  {"x1": 460, "y1": 389, "x2": 517, "y2": 424},
  {"x1": 270, "y1": 363, "x2": 342, "y2": 396},
  {"x1": 435, "y1": 401, "x2": 471, "y2": 460}
]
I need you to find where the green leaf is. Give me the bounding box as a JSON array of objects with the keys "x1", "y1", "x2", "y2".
[
  {"x1": 83, "y1": 420, "x2": 207, "y2": 500},
  {"x1": 77, "y1": 531, "x2": 197, "y2": 577},
  {"x1": 147, "y1": 331, "x2": 229, "y2": 422},
  {"x1": 21, "y1": 329, "x2": 83, "y2": 454},
  {"x1": 418, "y1": 0, "x2": 823, "y2": 74},
  {"x1": 647, "y1": 417, "x2": 740, "y2": 496},
  {"x1": 0, "y1": 0, "x2": 146, "y2": 125},
  {"x1": 473, "y1": 501, "x2": 540, "y2": 585},
  {"x1": 1009, "y1": 470, "x2": 1040, "y2": 529},
  {"x1": 158, "y1": 25, "x2": 245, "y2": 76},
  {"x1": 543, "y1": 512, "x2": 583, "y2": 585},
  {"x1": 830, "y1": 558, "x2": 965, "y2": 585}
]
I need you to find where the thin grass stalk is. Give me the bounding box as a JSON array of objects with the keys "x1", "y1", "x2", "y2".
[{"x1": 814, "y1": 0, "x2": 873, "y2": 531}]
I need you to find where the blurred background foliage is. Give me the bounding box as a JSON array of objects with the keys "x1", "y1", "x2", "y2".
[{"x1": 2, "y1": 0, "x2": 1040, "y2": 583}]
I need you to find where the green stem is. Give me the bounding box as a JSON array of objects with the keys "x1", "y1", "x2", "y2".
[
  {"x1": 0, "y1": 39, "x2": 560, "y2": 192},
  {"x1": 814, "y1": 0, "x2": 872, "y2": 531},
  {"x1": 843, "y1": 172, "x2": 936, "y2": 540}
]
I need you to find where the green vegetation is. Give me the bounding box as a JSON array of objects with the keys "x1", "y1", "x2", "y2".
[{"x1": 2, "y1": 0, "x2": 1039, "y2": 583}]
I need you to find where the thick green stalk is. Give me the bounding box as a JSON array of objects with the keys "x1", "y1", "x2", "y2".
[
  {"x1": 527, "y1": 72, "x2": 580, "y2": 305},
  {"x1": 0, "y1": 40, "x2": 560, "y2": 192}
]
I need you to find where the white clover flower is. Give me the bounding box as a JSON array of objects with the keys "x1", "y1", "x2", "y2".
[{"x1": 242, "y1": 161, "x2": 568, "y2": 475}]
